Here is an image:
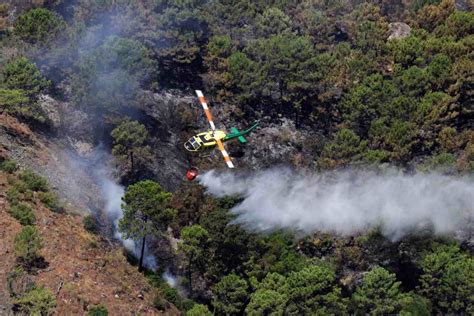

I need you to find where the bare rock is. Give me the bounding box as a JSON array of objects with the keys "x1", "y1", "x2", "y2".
[
  {"x1": 59, "y1": 107, "x2": 93, "y2": 146},
  {"x1": 240, "y1": 118, "x2": 320, "y2": 170},
  {"x1": 388, "y1": 22, "x2": 411, "y2": 41},
  {"x1": 38, "y1": 94, "x2": 61, "y2": 128},
  {"x1": 340, "y1": 269, "x2": 366, "y2": 292},
  {"x1": 69, "y1": 139, "x2": 94, "y2": 157}
]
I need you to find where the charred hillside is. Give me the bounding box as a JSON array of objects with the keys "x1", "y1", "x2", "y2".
[{"x1": 0, "y1": 0, "x2": 473, "y2": 315}]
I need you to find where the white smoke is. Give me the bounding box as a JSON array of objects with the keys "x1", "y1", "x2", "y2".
[
  {"x1": 199, "y1": 168, "x2": 474, "y2": 240},
  {"x1": 162, "y1": 269, "x2": 178, "y2": 288},
  {"x1": 74, "y1": 147, "x2": 159, "y2": 270}
]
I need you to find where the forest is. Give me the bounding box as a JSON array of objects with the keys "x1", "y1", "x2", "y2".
[{"x1": 0, "y1": 0, "x2": 473, "y2": 315}]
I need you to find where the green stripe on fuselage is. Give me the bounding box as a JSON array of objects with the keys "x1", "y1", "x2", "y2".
[{"x1": 230, "y1": 127, "x2": 248, "y2": 143}]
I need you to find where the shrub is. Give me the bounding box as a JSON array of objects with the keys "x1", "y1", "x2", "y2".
[
  {"x1": 7, "y1": 266, "x2": 33, "y2": 298},
  {"x1": 9, "y1": 203, "x2": 35, "y2": 225},
  {"x1": 0, "y1": 159, "x2": 18, "y2": 173},
  {"x1": 181, "y1": 299, "x2": 196, "y2": 311},
  {"x1": 161, "y1": 284, "x2": 181, "y2": 307},
  {"x1": 87, "y1": 304, "x2": 108, "y2": 316},
  {"x1": 12, "y1": 286, "x2": 56, "y2": 315},
  {"x1": 18, "y1": 170, "x2": 49, "y2": 192},
  {"x1": 38, "y1": 191, "x2": 62, "y2": 212},
  {"x1": 6, "y1": 187, "x2": 21, "y2": 205},
  {"x1": 83, "y1": 215, "x2": 100, "y2": 234},
  {"x1": 11, "y1": 179, "x2": 29, "y2": 193},
  {"x1": 153, "y1": 295, "x2": 167, "y2": 311},
  {"x1": 14, "y1": 226, "x2": 43, "y2": 263}
]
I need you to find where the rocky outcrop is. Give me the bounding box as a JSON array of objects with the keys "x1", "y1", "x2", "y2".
[
  {"x1": 388, "y1": 22, "x2": 411, "y2": 41},
  {"x1": 38, "y1": 94, "x2": 61, "y2": 129}
]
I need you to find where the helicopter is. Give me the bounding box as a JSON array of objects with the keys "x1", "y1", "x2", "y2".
[{"x1": 184, "y1": 90, "x2": 259, "y2": 179}]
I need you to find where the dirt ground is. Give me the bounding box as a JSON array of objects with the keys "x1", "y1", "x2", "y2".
[{"x1": 0, "y1": 172, "x2": 178, "y2": 315}]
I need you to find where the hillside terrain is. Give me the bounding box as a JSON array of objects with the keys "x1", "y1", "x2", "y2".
[
  {"x1": 0, "y1": 0, "x2": 473, "y2": 315},
  {"x1": 0, "y1": 168, "x2": 177, "y2": 315}
]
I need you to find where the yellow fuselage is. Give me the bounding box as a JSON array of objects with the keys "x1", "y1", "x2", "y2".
[{"x1": 184, "y1": 130, "x2": 227, "y2": 152}]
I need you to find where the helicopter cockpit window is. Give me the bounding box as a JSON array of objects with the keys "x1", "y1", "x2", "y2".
[{"x1": 185, "y1": 138, "x2": 201, "y2": 150}]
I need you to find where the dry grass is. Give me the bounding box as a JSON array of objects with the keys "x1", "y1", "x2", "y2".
[{"x1": 0, "y1": 171, "x2": 178, "y2": 315}]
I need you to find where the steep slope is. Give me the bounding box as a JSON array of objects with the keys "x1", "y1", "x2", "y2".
[
  {"x1": 0, "y1": 171, "x2": 178, "y2": 315},
  {"x1": 0, "y1": 114, "x2": 102, "y2": 215}
]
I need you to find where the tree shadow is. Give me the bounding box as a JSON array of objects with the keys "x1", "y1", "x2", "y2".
[{"x1": 17, "y1": 257, "x2": 49, "y2": 274}]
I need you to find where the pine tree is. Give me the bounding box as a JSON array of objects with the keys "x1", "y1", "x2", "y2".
[
  {"x1": 118, "y1": 180, "x2": 175, "y2": 271},
  {"x1": 111, "y1": 120, "x2": 151, "y2": 177}
]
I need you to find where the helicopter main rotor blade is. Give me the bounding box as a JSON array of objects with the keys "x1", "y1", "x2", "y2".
[
  {"x1": 195, "y1": 90, "x2": 234, "y2": 168},
  {"x1": 215, "y1": 138, "x2": 235, "y2": 168},
  {"x1": 195, "y1": 90, "x2": 216, "y2": 130}
]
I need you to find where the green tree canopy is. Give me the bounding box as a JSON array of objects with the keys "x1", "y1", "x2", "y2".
[
  {"x1": 71, "y1": 36, "x2": 155, "y2": 113},
  {"x1": 151, "y1": 0, "x2": 208, "y2": 85},
  {"x1": 179, "y1": 224, "x2": 210, "y2": 296},
  {"x1": 212, "y1": 274, "x2": 249, "y2": 315},
  {"x1": 418, "y1": 245, "x2": 473, "y2": 314},
  {"x1": 245, "y1": 272, "x2": 291, "y2": 314},
  {"x1": 0, "y1": 89, "x2": 29, "y2": 108},
  {"x1": 255, "y1": 7, "x2": 292, "y2": 37},
  {"x1": 321, "y1": 129, "x2": 367, "y2": 165},
  {"x1": 119, "y1": 180, "x2": 175, "y2": 271},
  {"x1": 286, "y1": 264, "x2": 347, "y2": 314},
  {"x1": 9, "y1": 203, "x2": 36, "y2": 226},
  {"x1": 14, "y1": 8, "x2": 65, "y2": 44},
  {"x1": 0, "y1": 57, "x2": 49, "y2": 123},
  {"x1": 86, "y1": 36, "x2": 156, "y2": 83},
  {"x1": 1, "y1": 57, "x2": 50, "y2": 96},
  {"x1": 340, "y1": 74, "x2": 399, "y2": 135},
  {"x1": 246, "y1": 289, "x2": 288, "y2": 316},
  {"x1": 352, "y1": 267, "x2": 408, "y2": 315},
  {"x1": 348, "y1": 263, "x2": 431, "y2": 315},
  {"x1": 444, "y1": 10, "x2": 474, "y2": 39},
  {"x1": 242, "y1": 34, "x2": 319, "y2": 108},
  {"x1": 111, "y1": 120, "x2": 151, "y2": 176},
  {"x1": 186, "y1": 303, "x2": 212, "y2": 316}
]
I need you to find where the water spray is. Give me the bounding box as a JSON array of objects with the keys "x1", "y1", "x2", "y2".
[{"x1": 199, "y1": 168, "x2": 474, "y2": 240}]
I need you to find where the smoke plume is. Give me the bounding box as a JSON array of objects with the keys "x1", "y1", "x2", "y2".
[
  {"x1": 199, "y1": 168, "x2": 474, "y2": 239},
  {"x1": 63, "y1": 147, "x2": 158, "y2": 270}
]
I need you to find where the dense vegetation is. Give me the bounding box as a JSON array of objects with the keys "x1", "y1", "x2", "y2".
[
  {"x1": 0, "y1": 0, "x2": 472, "y2": 171},
  {"x1": 0, "y1": 0, "x2": 472, "y2": 314}
]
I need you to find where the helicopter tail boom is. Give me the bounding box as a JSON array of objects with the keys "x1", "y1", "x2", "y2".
[{"x1": 224, "y1": 120, "x2": 260, "y2": 142}]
